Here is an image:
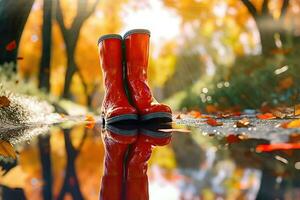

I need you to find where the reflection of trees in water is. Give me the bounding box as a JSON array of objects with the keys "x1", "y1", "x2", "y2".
[
  {"x1": 56, "y1": 129, "x2": 87, "y2": 200},
  {"x1": 38, "y1": 134, "x2": 52, "y2": 200},
  {"x1": 37, "y1": 128, "x2": 88, "y2": 200},
  {"x1": 0, "y1": 185, "x2": 26, "y2": 200}
]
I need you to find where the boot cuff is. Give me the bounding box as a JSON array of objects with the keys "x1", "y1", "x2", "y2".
[
  {"x1": 98, "y1": 34, "x2": 122, "y2": 45},
  {"x1": 123, "y1": 29, "x2": 151, "y2": 39}
]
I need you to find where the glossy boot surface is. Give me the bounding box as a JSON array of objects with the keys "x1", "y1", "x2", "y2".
[
  {"x1": 98, "y1": 34, "x2": 138, "y2": 124},
  {"x1": 125, "y1": 129, "x2": 172, "y2": 200},
  {"x1": 99, "y1": 126, "x2": 137, "y2": 200},
  {"x1": 123, "y1": 29, "x2": 172, "y2": 122}
]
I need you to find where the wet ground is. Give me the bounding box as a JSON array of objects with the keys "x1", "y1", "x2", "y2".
[{"x1": 1, "y1": 115, "x2": 300, "y2": 200}]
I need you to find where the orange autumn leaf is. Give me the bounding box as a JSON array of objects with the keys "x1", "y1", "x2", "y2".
[
  {"x1": 206, "y1": 118, "x2": 223, "y2": 126},
  {"x1": 256, "y1": 143, "x2": 300, "y2": 152},
  {"x1": 271, "y1": 110, "x2": 286, "y2": 119},
  {"x1": 236, "y1": 118, "x2": 251, "y2": 128},
  {"x1": 256, "y1": 113, "x2": 276, "y2": 120},
  {"x1": 279, "y1": 121, "x2": 289, "y2": 128},
  {"x1": 226, "y1": 134, "x2": 240, "y2": 144},
  {"x1": 5, "y1": 40, "x2": 17, "y2": 51},
  {"x1": 176, "y1": 114, "x2": 182, "y2": 119},
  {"x1": 286, "y1": 119, "x2": 300, "y2": 128},
  {"x1": 189, "y1": 110, "x2": 202, "y2": 118},
  {"x1": 278, "y1": 76, "x2": 293, "y2": 90},
  {"x1": 85, "y1": 114, "x2": 95, "y2": 129},
  {"x1": 0, "y1": 140, "x2": 17, "y2": 159},
  {"x1": 0, "y1": 96, "x2": 10, "y2": 108}
]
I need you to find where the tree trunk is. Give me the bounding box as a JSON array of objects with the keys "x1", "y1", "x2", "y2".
[
  {"x1": 0, "y1": 0, "x2": 34, "y2": 71},
  {"x1": 39, "y1": 0, "x2": 53, "y2": 92},
  {"x1": 63, "y1": 53, "x2": 77, "y2": 98},
  {"x1": 256, "y1": 15, "x2": 291, "y2": 55}
]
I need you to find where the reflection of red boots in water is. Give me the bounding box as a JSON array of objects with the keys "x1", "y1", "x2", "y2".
[
  {"x1": 99, "y1": 125, "x2": 172, "y2": 200},
  {"x1": 125, "y1": 131, "x2": 172, "y2": 200},
  {"x1": 100, "y1": 127, "x2": 137, "y2": 200}
]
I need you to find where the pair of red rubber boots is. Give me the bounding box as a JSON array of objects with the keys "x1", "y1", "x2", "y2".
[{"x1": 98, "y1": 29, "x2": 172, "y2": 124}]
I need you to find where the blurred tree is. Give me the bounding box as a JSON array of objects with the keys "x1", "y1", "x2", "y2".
[
  {"x1": 55, "y1": 0, "x2": 99, "y2": 100},
  {"x1": 240, "y1": 0, "x2": 291, "y2": 55},
  {"x1": 39, "y1": 0, "x2": 53, "y2": 92},
  {"x1": 0, "y1": 0, "x2": 34, "y2": 71}
]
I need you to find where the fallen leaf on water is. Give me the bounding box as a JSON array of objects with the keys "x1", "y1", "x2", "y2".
[
  {"x1": 279, "y1": 121, "x2": 289, "y2": 128},
  {"x1": 286, "y1": 119, "x2": 300, "y2": 128},
  {"x1": 226, "y1": 134, "x2": 240, "y2": 144},
  {"x1": 272, "y1": 110, "x2": 286, "y2": 119},
  {"x1": 189, "y1": 110, "x2": 202, "y2": 118},
  {"x1": 85, "y1": 114, "x2": 95, "y2": 129},
  {"x1": 5, "y1": 40, "x2": 17, "y2": 51},
  {"x1": 176, "y1": 114, "x2": 182, "y2": 119},
  {"x1": 0, "y1": 96, "x2": 10, "y2": 108},
  {"x1": 236, "y1": 118, "x2": 251, "y2": 128},
  {"x1": 0, "y1": 140, "x2": 17, "y2": 159},
  {"x1": 256, "y1": 113, "x2": 276, "y2": 120},
  {"x1": 206, "y1": 118, "x2": 223, "y2": 126},
  {"x1": 256, "y1": 143, "x2": 300, "y2": 152},
  {"x1": 217, "y1": 113, "x2": 231, "y2": 118}
]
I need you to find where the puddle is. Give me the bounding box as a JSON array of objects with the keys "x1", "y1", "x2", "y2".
[{"x1": 0, "y1": 116, "x2": 300, "y2": 199}]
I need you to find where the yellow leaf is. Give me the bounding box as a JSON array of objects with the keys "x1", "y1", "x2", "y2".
[
  {"x1": 287, "y1": 119, "x2": 300, "y2": 128},
  {"x1": 0, "y1": 140, "x2": 17, "y2": 159}
]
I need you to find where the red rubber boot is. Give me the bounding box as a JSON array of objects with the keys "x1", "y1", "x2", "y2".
[
  {"x1": 98, "y1": 34, "x2": 138, "y2": 124},
  {"x1": 123, "y1": 29, "x2": 172, "y2": 121},
  {"x1": 99, "y1": 126, "x2": 137, "y2": 200},
  {"x1": 125, "y1": 129, "x2": 172, "y2": 200}
]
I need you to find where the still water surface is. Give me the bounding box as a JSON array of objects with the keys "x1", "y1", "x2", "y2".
[{"x1": 0, "y1": 116, "x2": 300, "y2": 200}]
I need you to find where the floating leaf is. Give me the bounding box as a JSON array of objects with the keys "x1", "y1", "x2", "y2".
[
  {"x1": 206, "y1": 118, "x2": 223, "y2": 126},
  {"x1": 5, "y1": 40, "x2": 17, "y2": 51},
  {"x1": 272, "y1": 110, "x2": 286, "y2": 119},
  {"x1": 176, "y1": 114, "x2": 182, "y2": 119},
  {"x1": 85, "y1": 114, "x2": 95, "y2": 129},
  {"x1": 236, "y1": 118, "x2": 251, "y2": 128},
  {"x1": 256, "y1": 113, "x2": 276, "y2": 120},
  {"x1": 287, "y1": 119, "x2": 300, "y2": 128},
  {"x1": 256, "y1": 143, "x2": 300, "y2": 152},
  {"x1": 0, "y1": 96, "x2": 10, "y2": 108},
  {"x1": 189, "y1": 110, "x2": 202, "y2": 118},
  {"x1": 0, "y1": 140, "x2": 17, "y2": 159},
  {"x1": 226, "y1": 134, "x2": 240, "y2": 144}
]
